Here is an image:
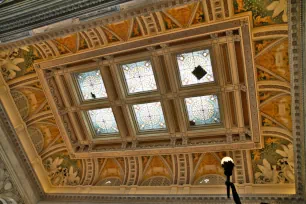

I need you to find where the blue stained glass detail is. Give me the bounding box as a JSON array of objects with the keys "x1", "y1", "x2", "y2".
[
  {"x1": 185, "y1": 95, "x2": 220, "y2": 126},
  {"x1": 88, "y1": 108, "x2": 118, "y2": 134},
  {"x1": 122, "y1": 60, "x2": 157, "y2": 94},
  {"x1": 76, "y1": 70, "x2": 107, "y2": 100},
  {"x1": 133, "y1": 102, "x2": 166, "y2": 131},
  {"x1": 177, "y1": 49, "x2": 214, "y2": 86}
]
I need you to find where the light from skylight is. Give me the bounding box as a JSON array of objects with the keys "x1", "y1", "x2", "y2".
[
  {"x1": 133, "y1": 102, "x2": 166, "y2": 131},
  {"x1": 177, "y1": 49, "x2": 214, "y2": 86},
  {"x1": 122, "y1": 60, "x2": 157, "y2": 94},
  {"x1": 88, "y1": 108, "x2": 118, "y2": 134},
  {"x1": 76, "y1": 70, "x2": 107, "y2": 100},
  {"x1": 185, "y1": 95, "x2": 220, "y2": 126}
]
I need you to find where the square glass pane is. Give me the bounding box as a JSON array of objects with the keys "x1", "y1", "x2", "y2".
[
  {"x1": 122, "y1": 60, "x2": 157, "y2": 94},
  {"x1": 88, "y1": 108, "x2": 118, "y2": 134},
  {"x1": 133, "y1": 102, "x2": 166, "y2": 131},
  {"x1": 177, "y1": 49, "x2": 214, "y2": 86},
  {"x1": 185, "y1": 95, "x2": 220, "y2": 126},
  {"x1": 76, "y1": 70, "x2": 107, "y2": 100}
]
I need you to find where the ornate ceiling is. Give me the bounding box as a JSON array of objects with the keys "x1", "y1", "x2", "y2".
[
  {"x1": 0, "y1": 0, "x2": 304, "y2": 203},
  {"x1": 0, "y1": 0, "x2": 131, "y2": 43}
]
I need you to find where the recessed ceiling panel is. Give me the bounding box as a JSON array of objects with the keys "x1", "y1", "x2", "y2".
[
  {"x1": 133, "y1": 102, "x2": 166, "y2": 131},
  {"x1": 76, "y1": 70, "x2": 107, "y2": 100},
  {"x1": 185, "y1": 95, "x2": 220, "y2": 126},
  {"x1": 177, "y1": 49, "x2": 214, "y2": 86},
  {"x1": 88, "y1": 108, "x2": 118, "y2": 135},
  {"x1": 35, "y1": 15, "x2": 261, "y2": 159},
  {"x1": 122, "y1": 60, "x2": 157, "y2": 94}
]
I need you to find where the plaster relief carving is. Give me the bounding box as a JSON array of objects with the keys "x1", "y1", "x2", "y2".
[
  {"x1": 0, "y1": 160, "x2": 23, "y2": 204},
  {"x1": 252, "y1": 137, "x2": 294, "y2": 184},
  {"x1": 44, "y1": 156, "x2": 81, "y2": 186},
  {"x1": 0, "y1": 47, "x2": 40, "y2": 81}
]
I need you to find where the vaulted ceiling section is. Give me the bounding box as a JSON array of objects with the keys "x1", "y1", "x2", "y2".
[{"x1": 0, "y1": 0, "x2": 300, "y2": 200}]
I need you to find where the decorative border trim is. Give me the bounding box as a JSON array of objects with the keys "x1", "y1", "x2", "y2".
[
  {"x1": 0, "y1": 102, "x2": 45, "y2": 199},
  {"x1": 0, "y1": 0, "x2": 199, "y2": 51},
  {"x1": 253, "y1": 30, "x2": 288, "y2": 37},
  {"x1": 289, "y1": 0, "x2": 306, "y2": 199},
  {"x1": 0, "y1": 0, "x2": 127, "y2": 39},
  {"x1": 43, "y1": 193, "x2": 301, "y2": 203}
]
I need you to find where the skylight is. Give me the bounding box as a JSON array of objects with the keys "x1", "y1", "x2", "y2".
[
  {"x1": 122, "y1": 60, "x2": 157, "y2": 94},
  {"x1": 76, "y1": 70, "x2": 107, "y2": 100},
  {"x1": 177, "y1": 49, "x2": 214, "y2": 86},
  {"x1": 133, "y1": 102, "x2": 166, "y2": 131},
  {"x1": 88, "y1": 108, "x2": 118, "y2": 134},
  {"x1": 185, "y1": 95, "x2": 220, "y2": 126}
]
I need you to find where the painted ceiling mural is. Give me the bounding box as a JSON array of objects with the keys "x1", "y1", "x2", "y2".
[
  {"x1": 234, "y1": 0, "x2": 288, "y2": 26},
  {"x1": 0, "y1": 0, "x2": 294, "y2": 194}
]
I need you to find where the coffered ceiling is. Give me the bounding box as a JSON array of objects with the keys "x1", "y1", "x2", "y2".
[
  {"x1": 37, "y1": 24, "x2": 260, "y2": 157},
  {"x1": 0, "y1": 0, "x2": 301, "y2": 202}
]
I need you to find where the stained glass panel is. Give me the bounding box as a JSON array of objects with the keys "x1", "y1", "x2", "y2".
[
  {"x1": 76, "y1": 70, "x2": 107, "y2": 100},
  {"x1": 177, "y1": 49, "x2": 214, "y2": 86},
  {"x1": 88, "y1": 108, "x2": 118, "y2": 134},
  {"x1": 122, "y1": 60, "x2": 157, "y2": 94},
  {"x1": 185, "y1": 95, "x2": 220, "y2": 126},
  {"x1": 133, "y1": 102, "x2": 166, "y2": 131}
]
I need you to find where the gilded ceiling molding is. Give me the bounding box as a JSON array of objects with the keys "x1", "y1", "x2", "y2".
[
  {"x1": 29, "y1": 0, "x2": 232, "y2": 64},
  {"x1": 0, "y1": 93, "x2": 299, "y2": 202},
  {"x1": 261, "y1": 127, "x2": 293, "y2": 142},
  {"x1": 288, "y1": 0, "x2": 306, "y2": 199},
  {"x1": 252, "y1": 24, "x2": 288, "y2": 40},
  {"x1": 0, "y1": 0, "x2": 304, "y2": 203},
  {"x1": 0, "y1": 0, "x2": 131, "y2": 43},
  {"x1": 0, "y1": 0, "x2": 199, "y2": 51},
  {"x1": 31, "y1": 15, "x2": 261, "y2": 161},
  {"x1": 301, "y1": 0, "x2": 306, "y2": 199},
  {"x1": 0, "y1": 103, "x2": 42, "y2": 203},
  {"x1": 0, "y1": 75, "x2": 46, "y2": 199},
  {"x1": 0, "y1": 155, "x2": 23, "y2": 204}
]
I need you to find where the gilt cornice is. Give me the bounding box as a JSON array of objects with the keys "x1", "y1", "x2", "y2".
[
  {"x1": 0, "y1": 0, "x2": 130, "y2": 43},
  {"x1": 0, "y1": 0, "x2": 198, "y2": 50}
]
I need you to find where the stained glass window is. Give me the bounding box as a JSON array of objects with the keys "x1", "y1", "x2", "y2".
[
  {"x1": 122, "y1": 60, "x2": 157, "y2": 94},
  {"x1": 88, "y1": 108, "x2": 118, "y2": 134},
  {"x1": 76, "y1": 70, "x2": 107, "y2": 100},
  {"x1": 133, "y1": 102, "x2": 166, "y2": 131},
  {"x1": 185, "y1": 95, "x2": 220, "y2": 126},
  {"x1": 177, "y1": 49, "x2": 214, "y2": 86}
]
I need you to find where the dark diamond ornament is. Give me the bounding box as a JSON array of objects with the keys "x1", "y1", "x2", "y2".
[{"x1": 192, "y1": 65, "x2": 207, "y2": 80}]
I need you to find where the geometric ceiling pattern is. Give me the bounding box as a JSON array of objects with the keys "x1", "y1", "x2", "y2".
[
  {"x1": 0, "y1": 0, "x2": 300, "y2": 201},
  {"x1": 37, "y1": 21, "x2": 259, "y2": 157}
]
